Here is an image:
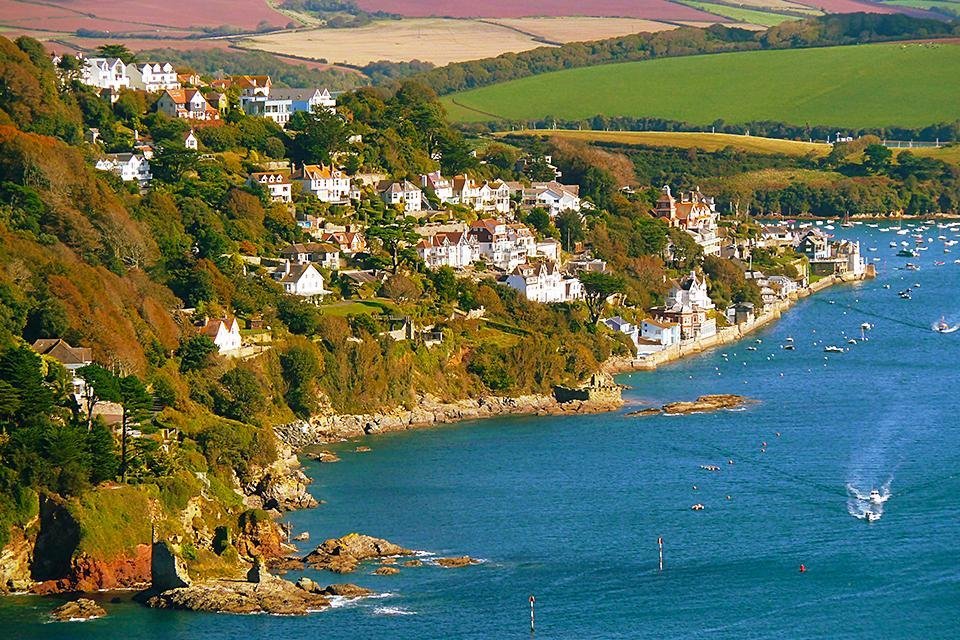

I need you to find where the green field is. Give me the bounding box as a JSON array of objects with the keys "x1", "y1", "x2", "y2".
[
  {"x1": 677, "y1": 1, "x2": 800, "y2": 26},
  {"x1": 881, "y1": 0, "x2": 958, "y2": 10},
  {"x1": 443, "y1": 42, "x2": 960, "y2": 128}
]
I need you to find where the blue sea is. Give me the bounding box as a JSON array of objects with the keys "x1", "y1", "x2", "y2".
[{"x1": 5, "y1": 221, "x2": 960, "y2": 639}]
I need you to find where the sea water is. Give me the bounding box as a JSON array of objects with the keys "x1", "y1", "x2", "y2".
[{"x1": 4, "y1": 222, "x2": 959, "y2": 639}]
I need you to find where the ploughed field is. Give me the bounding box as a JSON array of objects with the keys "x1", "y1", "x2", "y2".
[
  {"x1": 443, "y1": 41, "x2": 960, "y2": 129},
  {"x1": 352, "y1": 0, "x2": 725, "y2": 20}
]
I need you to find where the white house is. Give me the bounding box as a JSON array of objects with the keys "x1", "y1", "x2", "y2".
[
  {"x1": 156, "y1": 88, "x2": 219, "y2": 121},
  {"x1": 199, "y1": 317, "x2": 241, "y2": 354},
  {"x1": 184, "y1": 129, "x2": 198, "y2": 150},
  {"x1": 32, "y1": 339, "x2": 93, "y2": 407},
  {"x1": 378, "y1": 180, "x2": 422, "y2": 212},
  {"x1": 241, "y1": 86, "x2": 335, "y2": 127},
  {"x1": 451, "y1": 175, "x2": 511, "y2": 214},
  {"x1": 469, "y1": 219, "x2": 539, "y2": 271},
  {"x1": 421, "y1": 171, "x2": 453, "y2": 203},
  {"x1": 95, "y1": 153, "x2": 152, "y2": 185},
  {"x1": 126, "y1": 62, "x2": 180, "y2": 92},
  {"x1": 666, "y1": 271, "x2": 715, "y2": 310},
  {"x1": 505, "y1": 261, "x2": 582, "y2": 303},
  {"x1": 417, "y1": 231, "x2": 476, "y2": 269},
  {"x1": 272, "y1": 261, "x2": 329, "y2": 299},
  {"x1": 518, "y1": 181, "x2": 581, "y2": 218},
  {"x1": 640, "y1": 317, "x2": 681, "y2": 348},
  {"x1": 535, "y1": 238, "x2": 560, "y2": 263},
  {"x1": 767, "y1": 275, "x2": 799, "y2": 298},
  {"x1": 249, "y1": 171, "x2": 292, "y2": 203},
  {"x1": 295, "y1": 164, "x2": 351, "y2": 204},
  {"x1": 81, "y1": 57, "x2": 129, "y2": 92}
]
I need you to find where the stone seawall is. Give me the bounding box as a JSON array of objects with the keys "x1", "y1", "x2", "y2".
[{"x1": 275, "y1": 393, "x2": 623, "y2": 450}]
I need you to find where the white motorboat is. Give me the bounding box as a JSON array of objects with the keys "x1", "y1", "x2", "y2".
[
  {"x1": 869, "y1": 489, "x2": 883, "y2": 504},
  {"x1": 824, "y1": 346, "x2": 844, "y2": 353},
  {"x1": 865, "y1": 511, "x2": 881, "y2": 523}
]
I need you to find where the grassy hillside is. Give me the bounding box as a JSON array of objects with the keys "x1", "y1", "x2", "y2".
[
  {"x1": 676, "y1": 1, "x2": 802, "y2": 25},
  {"x1": 443, "y1": 42, "x2": 960, "y2": 128}
]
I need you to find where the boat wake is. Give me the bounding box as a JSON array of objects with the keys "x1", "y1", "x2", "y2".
[{"x1": 846, "y1": 477, "x2": 893, "y2": 521}]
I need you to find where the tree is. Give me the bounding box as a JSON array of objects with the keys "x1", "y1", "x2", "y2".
[
  {"x1": 525, "y1": 208, "x2": 552, "y2": 236},
  {"x1": 76, "y1": 364, "x2": 120, "y2": 430},
  {"x1": 556, "y1": 210, "x2": 585, "y2": 252},
  {"x1": 118, "y1": 375, "x2": 151, "y2": 480},
  {"x1": 287, "y1": 105, "x2": 351, "y2": 164},
  {"x1": 863, "y1": 144, "x2": 893, "y2": 175},
  {"x1": 24, "y1": 298, "x2": 69, "y2": 341},
  {"x1": 429, "y1": 266, "x2": 457, "y2": 303},
  {"x1": 87, "y1": 420, "x2": 119, "y2": 483},
  {"x1": 215, "y1": 368, "x2": 265, "y2": 422},
  {"x1": 367, "y1": 221, "x2": 420, "y2": 274},
  {"x1": 279, "y1": 341, "x2": 322, "y2": 418},
  {"x1": 178, "y1": 335, "x2": 218, "y2": 373},
  {"x1": 580, "y1": 272, "x2": 626, "y2": 324},
  {"x1": 96, "y1": 44, "x2": 136, "y2": 64},
  {"x1": 151, "y1": 145, "x2": 199, "y2": 182},
  {"x1": 381, "y1": 273, "x2": 421, "y2": 304}
]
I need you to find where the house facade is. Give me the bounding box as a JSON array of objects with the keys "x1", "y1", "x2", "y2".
[
  {"x1": 279, "y1": 242, "x2": 340, "y2": 269},
  {"x1": 517, "y1": 181, "x2": 581, "y2": 218},
  {"x1": 504, "y1": 261, "x2": 582, "y2": 303},
  {"x1": 81, "y1": 57, "x2": 129, "y2": 92},
  {"x1": 95, "y1": 153, "x2": 152, "y2": 185},
  {"x1": 640, "y1": 317, "x2": 681, "y2": 348},
  {"x1": 666, "y1": 271, "x2": 715, "y2": 310},
  {"x1": 184, "y1": 129, "x2": 198, "y2": 150},
  {"x1": 451, "y1": 175, "x2": 511, "y2": 214},
  {"x1": 421, "y1": 171, "x2": 453, "y2": 203},
  {"x1": 127, "y1": 62, "x2": 180, "y2": 92},
  {"x1": 249, "y1": 171, "x2": 292, "y2": 202},
  {"x1": 318, "y1": 230, "x2": 365, "y2": 255},
  {"x1": 378, "y1": 180, "x2": 422, "y2": 212},
  {"x1": 200, "y1": 317, "x2": 242, "y2": 354},
  {"x1": 272, "y1": 261, "x2": 329, "y2": 298},
  {"x1": 295, "y1": 164, "x2": 351, "y2": 203},
  {"x1": 31, "y1": 339, "x2": 93, "y2": 406},
  {"x1": 654, "y1": 185, "x2": 722, "y2": 256},
  {"x1": 469, "y1": 219, "x2": 538, "y2": 271},
  {"x1": 156, "y1": 88, "x2": 219, "y2": 120},
  {"x1": 417, "y1": 231, "x2": 476, "y2": 269}
]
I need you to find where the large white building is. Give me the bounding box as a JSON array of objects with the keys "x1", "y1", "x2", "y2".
[
  {"x1": 126, "y1": 62, "x2": 180, "y2": 92},
  {"x1": 665, "y1": 271, "x2": 715, "y2": 310},
  {"x1": 517, "y1": 181, "x2": 581, "y2": 218},
  {"x1": 272, "y1": 261, "x2": 329, "y2": 299},
  {"x1": 421, "y1": 171, "x2": 453, "y2": 203},
  {"x1": 249, "y1": 171, "x2": 292, "y2": 203},
  {"x1": 81, "y1": 57, "x2": 129, "y2": 93},
  {"x1": 417, "y1": 231, "x2": 476, "y2": 269},
  {"x1": 469, "y1": 219, "x2": 539, "y2": 272},
  {"x1": 294, "y1": 164, "x2": 351, "y2": 204},
  {"x1": 504, "y1": 261, "x2": 582, "y2": 303},
  {"x1": 378, "y1": 180, "x2": 423, "y2": 212},
  {"x1": 95, "y1": 153, "x2": 152, "y2": 185},
  {"x1": 156, "y1": 88, "x2": 219, "y2": 121}
]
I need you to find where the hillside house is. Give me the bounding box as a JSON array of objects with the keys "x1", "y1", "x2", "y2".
[
  {"x1": 640, "y1": 317, "x2": 681, "y2": 352},
  {"x1": 516, "y1": 181, "x2": 581, "y2": 218},
  {"x1": 469, "y1": 219, "x2": 538, "y2": 271},
  {"x1": 241, "y1": 85, "x2": 335, "y2": 126},
  {"x1": 95, "y1": 153, "x2": 152, "y2": 185},
  {"x1": 504, "y1": 261, "x2": 582, "y2": 303},
  {"x1": 294, "y1": 164, "x2": 351, "y2": 203},
  {"x1": 156, "y1": 88, "x2": 219, "y2": 120},
  {"x1": 797, "y1": 229, "x2": 831, "y2": 260},
  {"x1": 199, "y1": 317, "x2": 241, "y2": 354},
  {"x1": 279, "y1": 242, "x2": 340, "y2": 269},
  {"x1": 378, "y1": 180, "x2": 423, "y2": 212},
  {"x1": 81, "y1": 57, "x2": 129, "y2": 93},
  {"x1": 272, "y1": 261, "x2": 330, "y2": 299},
  {"x1": 126, "y1": 62, "x2": 180, "y2": 92},
  {"x1": 451, "y1": 175, "x2": 511, "y2": 214},
  {"x1": 666, "y1": 271, "x2": 715, "y2": 310},
  {"x1": 421, "y1": 171, "x2": 453, "y2": 203},
  {"x1": 416, "y1": 231, "x2": 476, "y2": 269},
  {"x1": 654, "y1": 185, "x2": 722, "y2": 256},
  {"x1": 184, "y1": 129, "x2": 198, "y2": 150},
  {"x1": 31, "y1": 339, "x2": 93, "y2": 406},
  {"x1": 318, "y1": 230, "x2": 365, "y2": 255},
  {"x1": 248, "y1": 171, "x2": 292, "y2": 203}
]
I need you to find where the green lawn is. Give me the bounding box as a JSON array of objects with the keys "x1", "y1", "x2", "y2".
[
  {"x1": 319, "y1": 299, "x2": 395, "y2": 316},
  {"x1": 443, "y1": 42, "x2": 960, "y2": 129},
  {"x1": 676, "y1": 1, "x2": 800, "y2": 26}
]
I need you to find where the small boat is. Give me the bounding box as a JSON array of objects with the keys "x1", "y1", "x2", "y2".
[
  {"x1": 691, "y1": 503, "x2": 704, "y2": 511},
  {"x1": 746, "y1": 346, "x2": 757, "y2": 351},
  {"x1": 898, "y1": 290, "x2": 912, "y2": 300},
  {"x1": 824, "y1": 346, "x2": 844, "y2": 353},
  {"x1": 889, "y1": 241, "x2": 898, "y2": 248},
  {"x1": 782, "y1": 344, "x2": 796, "y2": 351},
  {"x1": 905, "y1": 263, "x2": 920, "y2": 271},
  {"x1": 869, "y1": 489, "x2": 883, "y2": 504},
  {"x1": 847, "y1": 339, "x2": 857, "y2": 345},
  {"x1": 897, "y1": 248, "x2": 918, "y2": 257},
  {"x1": 865, "y1": 511, "x2": 881, "y2": 523}
]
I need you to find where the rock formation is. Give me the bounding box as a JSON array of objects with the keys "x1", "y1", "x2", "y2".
[
  {"x1": 303, "y1": 533, "x2": 412, "y2": 573},
  {"x1": 50, "y1": 598, "x2": 106, "y2": 622},
  {"x1": 150, "y1": 542, "x2": 191, "y2": 592},
  {"x1": 434, "y1": 556, "x2": 478, "y2": 568},
  {"x1": 146, "y1": 578, "x2": 330, "y2": 615},
  {"x1": 628, "y1": 395, "x2": 755, "y2": 417}
]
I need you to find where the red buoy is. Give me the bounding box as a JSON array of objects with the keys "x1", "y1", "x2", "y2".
[{"x1": 799, "y1": 564, "x2": 806, "y2": 573}]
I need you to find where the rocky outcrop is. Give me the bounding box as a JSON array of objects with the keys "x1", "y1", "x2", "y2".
[
  {"x1": 244, "y1": 444, "x2": 319, "y2": 512},
  {"x1": 373, "y1": 566, "x2": 399, "y2": 575},
  {"x1": 303, "y1": 534, "x2": 413, "y2": 573},
  {"x1": 146, "y1": 578, "x2": 330, "y2": 615},
  {"x1": 0, "y1": 521, "x2": 36, "y2": 593},
  {"x1": 151, "y1": 542, "x2": 191, "y2": 592},
  {"x1": 628, "y1": 395, "x2": 756, "y2": 417},
  {"x1": 235, "y1": 512, "x2": 288, "y2": 561},
  {"x1": 434, "y1": 556, "x2": 479, "y2": 568},
  {"x1": 276, "y1": 392, "x2": 623, "y2": 449},
  {"x1": 33, "y1": 544, "x2": 152, "y2": 595},
  {"x1": 321, "y1": 583, "x2": 373, "y2": 597},
  {"x1": 50, "y1": 598, "x2": 106, "y2": 622}
]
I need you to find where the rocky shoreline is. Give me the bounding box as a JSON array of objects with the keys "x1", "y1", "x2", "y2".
[
  {"x1": 275, "y1": 391, "x2": 623, "y2": 450},
  {"x1": 627, "y1": 394, "x2": 756, "y2": 416}
]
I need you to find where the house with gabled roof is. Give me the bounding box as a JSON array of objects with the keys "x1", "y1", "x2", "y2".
[
  {"x1": 272, "y1": 261, "x2": 330, "y2": 299},
  {"x1": 81, "y1": 57, "x2": 129, "y2": 93},
  {"x1": 654, "y1": 185, "x2": 722, "y2": 256},
  {"x1": 279, "y1": 242, "x2": 340, "y2": 269},
  {"x1": 378, "y1": 180, "x2": 422, "y2": 212},
  {"x1": 157, "y1": 88, "x2": 219, "y2": 121},
  {"x1": 420, "y1": 170, "x2": 453, "y2": 203},
  {"x1": 294, "y1": 164, "x2": 351, "y2": 203},
  {"x1": 318, "y1": 230, "x2": 365, "y2": 255},
  {"x1": 504, "y1": 260, "x2": 582, "y2": 303},
  {"x1": 249, "y1": 171, "x2": 292, "y2": 202},
  {"x1": 95, "y1": 153, "x2": 152, "y2": 185},
  {"x1": 127, "y1": 62, "x2": 180, "y2": 92},
  {"x1": 199, "y1": 317, "x2": 241, "y2": 354},
  {"x1": 417, "y1": 231, "x2": 476, "y2": 269}
]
